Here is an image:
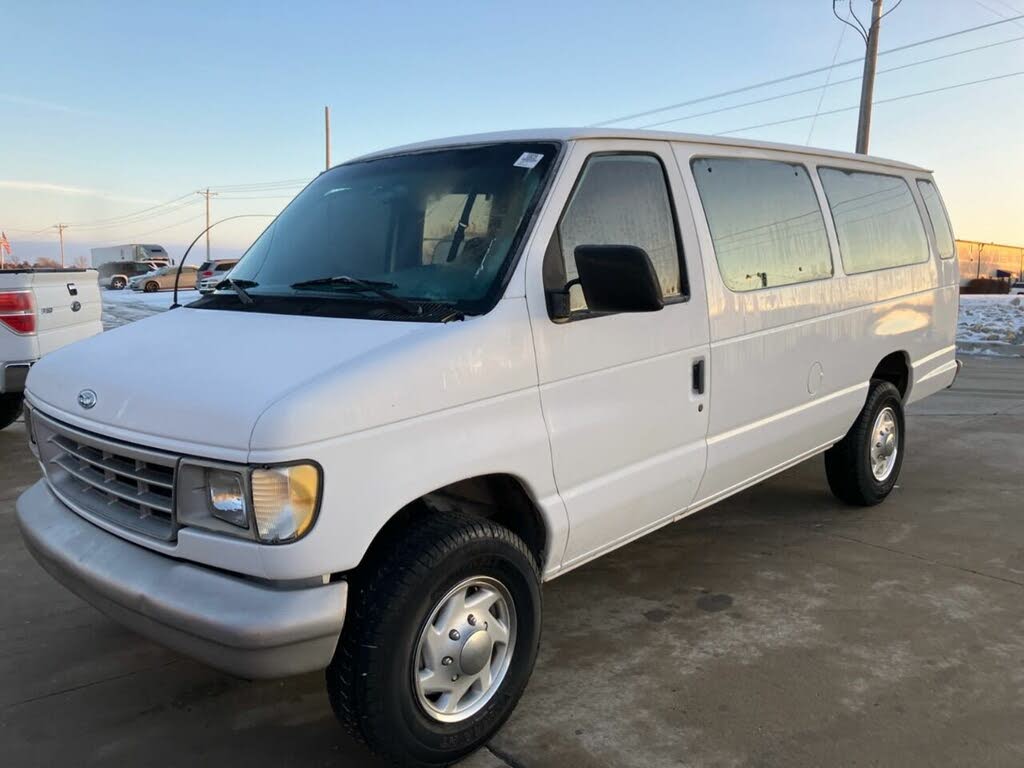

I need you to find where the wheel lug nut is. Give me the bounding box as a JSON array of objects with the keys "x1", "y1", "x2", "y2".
[
  {"x1": 467, "y1": 614, "x2": 477, "y2": 626},
  {"x1": 451, "y1": 675, "x2": 459, "y2": 682},
  {"x1": 442, "y1": 656, "x2": 453, "y2": 666},
  {"x1": 449, "y1": 629, "x2": 461, "y2": 641}
]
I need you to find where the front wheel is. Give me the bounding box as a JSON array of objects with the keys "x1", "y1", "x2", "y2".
[
  {"x1": 0, "y1": 393, "x2": 24, "y2": 430},
  {"x1": 327, "y1": 512, "x2": 541, "y2": 767},
  {"x1": 825, "y1": 380, "x2": 905, "y2": 506},
  {"x1": 111, "y1": 277, "x2": 127, "y2": 290}
]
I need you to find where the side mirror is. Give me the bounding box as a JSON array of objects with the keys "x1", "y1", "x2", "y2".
[{"x1": 571, "y1": 245, "x2": 664, "y2": 314}]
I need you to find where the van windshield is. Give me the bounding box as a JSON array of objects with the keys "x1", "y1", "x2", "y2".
[{"x1": 225, "y1": 142, "x2": 557, "y2": 316}]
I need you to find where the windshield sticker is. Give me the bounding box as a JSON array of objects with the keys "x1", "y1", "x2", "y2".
[{"x1": 513, "y1": 152, "x2": 544, "y2": 169}]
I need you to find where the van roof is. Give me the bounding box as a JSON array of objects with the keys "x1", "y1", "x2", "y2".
[{"x1": 348, "y1": 127, "x2": 930, "y2": 174}]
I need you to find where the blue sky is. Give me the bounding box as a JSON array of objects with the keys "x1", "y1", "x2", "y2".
[{"x1": 2, "y1": 0, "x2": 1022, "y2": 264}]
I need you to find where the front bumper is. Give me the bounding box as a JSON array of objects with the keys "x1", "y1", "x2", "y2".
[{"x1": 16, "y1": 479, "x2": 347, "y2": 679}]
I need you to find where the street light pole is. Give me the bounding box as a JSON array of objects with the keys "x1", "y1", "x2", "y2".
[{"x1": 855, "y1": 0, "x2": 884, "y2": 154}]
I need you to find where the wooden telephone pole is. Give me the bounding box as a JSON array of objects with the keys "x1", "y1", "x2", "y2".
[
  {"x1": 855, "y1": 0, "x2": 885, "y2": 154},
  {"x1": 55, "y1": 223, "x2": 68, "y2": 267},
  {"x1": 195, "y1": 188, "x2": 219, "y2": 261},
  {"x1": 325, "y1": 106, "x2": 332, "y2": 170}
]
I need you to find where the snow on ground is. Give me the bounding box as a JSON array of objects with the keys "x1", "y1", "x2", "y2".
[
  {"x1": 957, "y1": 294, "x2": 1024, "y2": 357},
  {"x1": 101, "y1": 287, "x2": 200, "y2": 330}
]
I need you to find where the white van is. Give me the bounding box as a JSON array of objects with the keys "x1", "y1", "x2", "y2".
[{"x1": 16, "y1": 129, "x2": 960, "y2": 766}]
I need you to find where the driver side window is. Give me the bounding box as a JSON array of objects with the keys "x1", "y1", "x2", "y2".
[{"x1": 546, "y1": 154, "x2": 684, "y2": 314}]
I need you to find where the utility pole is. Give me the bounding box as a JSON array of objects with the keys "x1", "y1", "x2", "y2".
[
  {"x1": 325, "y1": 105, "x2": 331, "y2": 170},
  {"x1": 55, "y1": 223, "x2": 68, "y2": 268},
  {"x1": 855, "y1": 0, "x2": 884, "y2": 154},
  {"x1": 195, "y1": 188, "x2": 219, "y2": 261}
]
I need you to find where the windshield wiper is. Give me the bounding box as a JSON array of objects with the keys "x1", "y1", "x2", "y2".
[
  {"x1": 219, "y1": 278, "x2": 257, "y2": 305},
  {"x1": 290, "y1": 275, "x2": 422, "y2": 316}
]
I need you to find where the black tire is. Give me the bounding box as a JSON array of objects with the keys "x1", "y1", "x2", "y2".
[
  {"x1": 0, "y1": 393, "x2": 24, "y2": 431},
  {"x1": 143, "y1": 281, "x2": 159, "y2": 293},
  {"x1": 111, "y1": 277, "x2": 127, "y2": 290},
  {"x1": 825, "y1": 380, "x2": 905, "y2": 506},
  {"x1": 327, "y1": 511, "x2": 542, "y2": 767}
]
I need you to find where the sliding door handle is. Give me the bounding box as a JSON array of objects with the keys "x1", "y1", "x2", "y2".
[{"x1": 692, "y1": 359, "x2": 705, "y2": 395}]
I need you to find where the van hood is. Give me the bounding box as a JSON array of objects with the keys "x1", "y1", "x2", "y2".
[{"x1": 26, "y1": 300, "x2": 536, "y2": 458}]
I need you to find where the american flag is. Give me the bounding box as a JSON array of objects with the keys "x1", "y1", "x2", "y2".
[{"x1": 0, "y1": 232, "x2": 11, "y2": 256}]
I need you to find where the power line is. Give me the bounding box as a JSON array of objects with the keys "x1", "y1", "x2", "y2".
[
  {"x1": 715, "y1": 69, "x2": 1024, "y2": 136},
  {"x1": 637, "y1": 33, "x2": 1024, "y2": 130},
  {"x1": 66, "y1": 192, "x2": 196, "y2": 228},
  {"x1": 808, "y1": 8, "x2": 851, "y2": 144},
  {"x1": 68, "y1": 198, "x2": 202, "y2": 231},
  {"x1": 591, "y1": 14, "x2": 1023, "y2": 127},
  {"x1": 116, "y1": 212, "x2": 207, "y2": 240}
]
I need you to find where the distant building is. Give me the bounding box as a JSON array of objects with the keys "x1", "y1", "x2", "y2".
[{"x1": 956, "y1": 239, "x2": 1023, "y2": 283}]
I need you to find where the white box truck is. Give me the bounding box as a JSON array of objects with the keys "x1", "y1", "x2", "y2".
[{"x1": 89, "y1": 244, "x2": 172, "y2": 269}]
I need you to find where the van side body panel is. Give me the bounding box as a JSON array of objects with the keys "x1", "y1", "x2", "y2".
[
  {"x1": 673, "y1": 143, "x2": 958, "y2": 506},
  {"x1": 247, "y1": 296, "x2": 570, "y2": 581},
  {"x1": 523, "y1": 139, "x2": 712, "y2": 569}
]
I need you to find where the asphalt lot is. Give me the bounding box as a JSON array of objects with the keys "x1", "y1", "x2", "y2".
[{"x1": 2, "y1": 355, "x2": 1023, "y2": 767}]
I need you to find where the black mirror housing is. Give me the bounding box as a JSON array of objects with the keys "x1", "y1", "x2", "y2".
[{"x1": 573, "y1": 245, "x2": 664, "y2": 314}]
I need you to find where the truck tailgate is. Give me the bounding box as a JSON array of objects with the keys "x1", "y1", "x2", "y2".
[{"x1": 28, "y1": 271, "x2": 103, "y2": 356}]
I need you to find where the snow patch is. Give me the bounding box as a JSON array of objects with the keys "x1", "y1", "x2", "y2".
[{"x1": 957, "y1": 294, "x2": 1024, "y2": 357}]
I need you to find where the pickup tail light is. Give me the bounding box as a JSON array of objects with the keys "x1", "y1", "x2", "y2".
[{"x1": 0, "y1": 290, "x2": 35, "y2": 334}]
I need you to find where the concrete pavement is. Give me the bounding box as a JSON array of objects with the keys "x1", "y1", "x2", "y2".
[{"x1": 1, "y1": 356, "x2": 1022, "y2": 767}]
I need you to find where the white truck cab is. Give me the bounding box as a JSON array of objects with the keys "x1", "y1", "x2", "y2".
[
  {"x1": 0, "y1": 268, "x2": 102, "y2": 429},
  {"x1": 16, "y1": 129, "x2": 961, "y2": 766}
]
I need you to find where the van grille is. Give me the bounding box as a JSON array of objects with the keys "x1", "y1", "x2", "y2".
[{"x1": 32, "y1": 410, "x2": 178, "y2": 541}]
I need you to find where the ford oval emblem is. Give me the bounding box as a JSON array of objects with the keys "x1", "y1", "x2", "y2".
[{"x1": 77, "y1": 389, "x2": 97, "y2": 409}]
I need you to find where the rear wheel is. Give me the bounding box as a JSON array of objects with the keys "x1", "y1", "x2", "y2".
[
  {"x1": 0, "y1": 394, "x2": 24, "y2": 431},
  {"x1": 327, "y1": 511, "x2": 541, "y2": 767},
  {"x1": 825, "y1": 380, "x2": 905, "y2": 506},
  {"x1": 143, "y1": 281, "x2": 159, "y2": 293}
]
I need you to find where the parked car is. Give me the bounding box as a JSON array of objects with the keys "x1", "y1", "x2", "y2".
[
  {"x1": 0, "y1": 268, "x2": 102, "y2": 429},
  {"x1": 1010, "y1": 281, "x2": 1024, "y2": 295},
  {"x1": 16, "y1": 129, "x2": 962, "y2": 767},
  {"x1": 196, "y1": 259, "x2": 238, "y2": 293},
  {"x1": 96, "y1": 260, "x2": 159, "y2": 289},
  {"x1": 130, "y1": 265, "x2": 197, "y2": 292}
]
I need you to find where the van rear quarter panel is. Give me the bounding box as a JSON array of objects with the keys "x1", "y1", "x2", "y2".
[{"x1": 672, "y1": 143, "x2": 957, "y2": 503}]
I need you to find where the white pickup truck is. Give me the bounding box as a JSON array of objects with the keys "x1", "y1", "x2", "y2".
[{"x1": 0, "y1": 269, "x2": 102, "y2": 429}]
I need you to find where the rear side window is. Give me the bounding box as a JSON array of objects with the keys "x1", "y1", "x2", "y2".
[
  {"x1": 916, "y1": 179, "x2": 955, "y2": 259},
  {"x1": 818, "y1": 168, "x2": 929, "y2": 274},
  {"x1": 691, "y1": 157, "x2": 832, "y2": 291},
  {"x1": 551, "y1": 154, "x2": 683, "y2": 313},
  {"x1": 198, "y1": 262, "x2": 213, "y2": 272}
]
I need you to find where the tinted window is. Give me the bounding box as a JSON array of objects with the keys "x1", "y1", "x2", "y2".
[
  {"x1": 819, "y1": 168, "x2": 929, "y2": 274},
  {"x1": 214, "y1": 262, "x2": 237, "y2": 272},
  {"x1": 198, "y1": 262, "x2": 213, "y2": 272},
  {"x1": 916, "y1": 179, "x2": 955, "y2": 259},
  {"x1": 229, "y1": 143, "x2": 557, "y2": 311},
  {"x1": 691, "y1": 157, "x2": 832, "y2": 291},
  {"x1": 551, "y1": 154, "x2": 681, "y2": 312}
]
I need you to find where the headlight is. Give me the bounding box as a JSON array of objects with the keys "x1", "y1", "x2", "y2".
[
  {"x1": 207, "y1": 469, "x2": 248, "y2": 528},
  {"x1": 251, "y1": 464, "x2": 320, "y2": 542},
  {"x1": 175, "y1": 460, "x2": 321, "y2": 544}
]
